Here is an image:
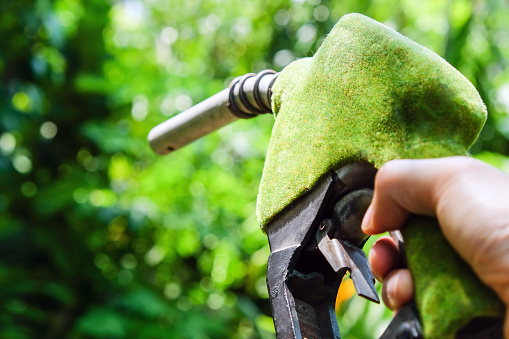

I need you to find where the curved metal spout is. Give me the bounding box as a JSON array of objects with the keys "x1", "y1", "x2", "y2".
[{"x1": 148, "y1": 70, "x2": 278, "y2": 155}]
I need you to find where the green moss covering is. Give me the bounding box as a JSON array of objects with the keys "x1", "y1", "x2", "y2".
[
  {"x1": 258, "y1": 13, "x2": 486, "y2": 229},
  {"x1": 402, "y1": 216, "x2": 504, "y2": 339},
  {"x1": 257, "y1": 13, "x2": 503, "y2": 338}
]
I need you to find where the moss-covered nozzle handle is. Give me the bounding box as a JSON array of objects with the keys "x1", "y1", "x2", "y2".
[{"x1": 257, "y1": 13, "x2": 504, "y2": 339}]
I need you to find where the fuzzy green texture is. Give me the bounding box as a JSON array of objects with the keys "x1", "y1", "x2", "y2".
[
  {"x1": 258, "y1": 13, "x2": 486, "y2": 229},
  {"x1": 402, "y1": 216, "x2": 504, "y2": 338},
  {"x1": 257, "y1": 13, "x2": 502, "y2": 338}
]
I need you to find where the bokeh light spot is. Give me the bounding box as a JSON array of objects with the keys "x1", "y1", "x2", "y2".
[
  {"x1": 177, "y1": 297, "x2": 191, "y2": 311},
  {"x1": 274, "y1": 49, "x2": 294, "y2": 68},
  {"x1": 73, "y1": 188, "x2": 89, "y2": 204},
  {"x1": 121, "y1": 254, "x2": 138, "y2": 269},
  {"x1": 21, "y1": 181, "x2": 37, "y2": 197},
  {"x1": 59, "y1": 11, "x2": 75, "y2": 28},
  {"x1": 314, "y1": 5, "x2": 329, "y2": 22},
  {"x1": 161, "y1": 26, "x2": 178, "y2": 44},
  {"x1": 13, "y1": 154, "x2": 32, "y2": 174},
  {"x1": 90, "y1": 189, "x2": 117, "y2": 207},
  {"x1": 160, "y1": 96, "x2": 175, "y2": 116},
  {"x1": 199, "y1": 15, "x2": 221, "y2": 35},
  {"x1": 274, "y1": 9, "x2": 290, "y2": 26},
  {"x1": 231, "y1": 17, "x2": 251, "y2": 41},
  {"x1": 90, "y1": 190, "x2": 106, "y2": 206},
  {"x1": 164, "y1": 282, "x2": 182, "y2": 299},
  {"x1": 203, "y1": 234, "x2": 218, "y2": 249},
  {"x1": 131, "y1": 95, "x2": 148, "y2": 121},
  {"x1": 94, "y1": 252, "x2": 110, "y2": 269},
  {"x1": 40, "y1": 121, "x2": 58, "y2": 139},
  {"x1": 174, "y1": 94, "x2": 192, "y2": 112},
  {"x1": 0, "y1": 133, "x2": 16, "y2": 154},
  {"x1": 117, "y1": 269, "x2": 133, "y2": 284},
  {"x1": 77, "y1": 148, "x2": 92, "y2": 166},
  {"x1": 297, "y1": 24, "x2": 317, "y2": 43},
  {"x1": 497, "y1": 84, "x2": 509, "y2": 112},
  {"x1": 207, "y1": 293, "x2": 225, "y2": 310},
  {"x1": 12, "y1": 92, "x2": 32, "y2": 112},
  {"x1": 145, "y1": 246, "x2": 165, "y2": 266}
]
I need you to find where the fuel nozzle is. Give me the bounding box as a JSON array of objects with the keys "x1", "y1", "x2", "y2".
[{"x1": 148, "y1": 70, "x2": 278, "y2": 155}]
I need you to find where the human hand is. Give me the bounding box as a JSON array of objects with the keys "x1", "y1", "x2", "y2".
[{"x1": 361, "y1": 156, "x2": 509, "y2": 337}]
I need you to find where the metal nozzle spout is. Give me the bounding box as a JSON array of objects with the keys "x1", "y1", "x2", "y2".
[{"x1": 148, "y1": 70, "x2": 278, "y2": 155}]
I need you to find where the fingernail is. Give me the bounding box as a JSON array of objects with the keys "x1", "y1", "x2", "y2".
[
  {"x1": 387, "y1": 270, "x2": 414, "y2": 310},
  {"x1": 398, "y1": 270, "x2": 415, "y2": 304},
  {"x1": 361, "y1": 204, "x2": 373, "y2": 233},
  {"x1": 386, "y1": 284, "x2": 396, "y2": 309}
]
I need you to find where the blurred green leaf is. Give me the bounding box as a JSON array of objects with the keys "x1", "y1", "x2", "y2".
[{"x1": 77, "y1": 307, "x2": 127, "y2": 338}]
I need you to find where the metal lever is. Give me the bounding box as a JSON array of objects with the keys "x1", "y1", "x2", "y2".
[
  {"x1": 265, "y1": 162, "x2": 379, "y2": 339},
  {"x1": 379, "y1": 231, "x2": 423, "y2": 339},
  {"x1": 380, "y1": 304, "x2": 423, "y2": 339},
  {"x1": 316, "y1": 219, "x2": 379, "y2": 303}
]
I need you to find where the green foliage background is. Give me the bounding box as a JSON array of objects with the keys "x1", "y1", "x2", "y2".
[{"x1": 1, "y1": 0, "x2": 508, "y2": 338}]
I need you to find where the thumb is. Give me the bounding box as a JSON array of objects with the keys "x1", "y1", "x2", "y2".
[{"x1": 361, "y1": 158, "x2": 452, "y2": 235}]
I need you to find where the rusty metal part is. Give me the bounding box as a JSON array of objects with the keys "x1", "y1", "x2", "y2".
[
  {"x1": 332, "y1": 189, "x2": 373, "y2": 245},
  {"x1": 265, "y1": 161, "x2": 429, "y2": 339},
  {"x1": 265, "y1": 162, "x2": 378, "y2": 339},
  {"x1": 147, "y1": 69, "x2": 494, "y2": 338},
  {"x1": 380, "y1": 304, "x2": 423, "y2": 339},
  {"x1": 378, "y1": 232, "x2": 422, "y2": 339},
  {"x1": 148, "y1": 70, "x2": 278, "y2": 155},
  {"x1": 316, "y1": 219, "x2": 379, "y2": 303}
]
